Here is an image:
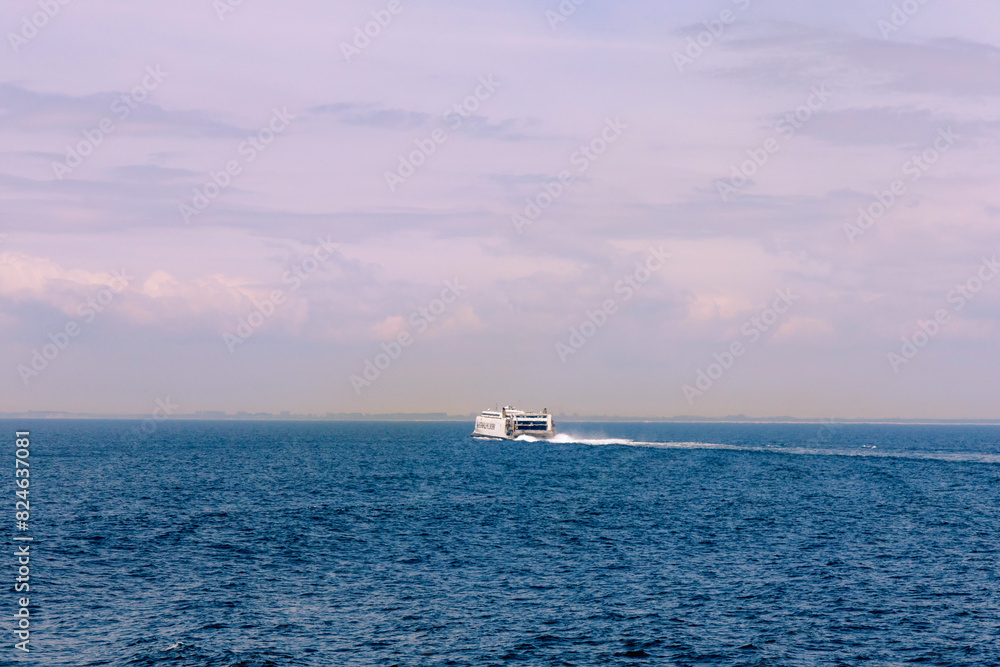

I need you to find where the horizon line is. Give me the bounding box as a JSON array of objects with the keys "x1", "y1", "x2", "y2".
[{"x1": 2, "y1": 411, "x2": 1000, "y2": 425}]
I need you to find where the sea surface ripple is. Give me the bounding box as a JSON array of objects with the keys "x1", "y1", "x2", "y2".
[{"x1": 10, "y1": 420, "x2": 1000, "y2": 666}]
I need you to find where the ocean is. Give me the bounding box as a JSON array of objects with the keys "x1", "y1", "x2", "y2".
[{"x1": 6, "y1": 419, "x2": 1000, "y2": 666}]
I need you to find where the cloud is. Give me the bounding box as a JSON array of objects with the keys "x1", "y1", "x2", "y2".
[
  {"x1": 310, "y1": 103, "x2": 432, "y2": 130},
  {"x1": 707, "y1": 25, "x2": 1000, "y2": 98},
  {"x1": 772, "y1": 316, "x2": 834, "y2": 341},
  {"x1": 791, "y1": 108, "x2": 961, "y2": 147},
  {"x1": 0, "y1": 251, "x2": 127, "y2": 313},
  {"x1": 0, "y1": 84, "x2": 244, "y2": 138}
]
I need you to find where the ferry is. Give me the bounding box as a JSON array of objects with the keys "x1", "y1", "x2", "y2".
[{"x1": 472, "y1": 406, "x2": 556, "y2": 439}]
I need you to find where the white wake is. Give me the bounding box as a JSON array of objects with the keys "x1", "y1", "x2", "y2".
[
  {"x1": 509, "y1": 433, "x2": 1000, "y2": 464},
  {"x1": 514, "y1": 433, "x2": 734, "y2": 449}
]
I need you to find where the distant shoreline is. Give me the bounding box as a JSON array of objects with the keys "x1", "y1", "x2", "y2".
[{"x1": 1, "y1": 413, "x2": 999, "y2": 425}]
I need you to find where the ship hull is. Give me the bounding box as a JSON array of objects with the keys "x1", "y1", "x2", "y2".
[
  {"x1": 472, "y1": 409, "x2": 556, "y2": 440},
  {"x1": 472, "y1": 414, "x2": 508, "y2": 438}
]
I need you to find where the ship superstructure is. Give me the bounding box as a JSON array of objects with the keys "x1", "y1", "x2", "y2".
[{"x1": 472, "y1": 406, "x2": 556, "y2": 439}]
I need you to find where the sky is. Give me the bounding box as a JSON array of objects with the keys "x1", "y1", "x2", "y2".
[{"x1": 1, "y1": 0, "x2": 999, "y2": 419}]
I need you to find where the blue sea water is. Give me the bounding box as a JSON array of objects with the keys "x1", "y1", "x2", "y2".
[{"x1": 5, "y1": 419, "x2": 1000, "y2": 666}]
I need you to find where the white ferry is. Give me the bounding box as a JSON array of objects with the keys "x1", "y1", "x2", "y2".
[{"x1": 472, "y1": 406, "x2": 556, "y2": 439}]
